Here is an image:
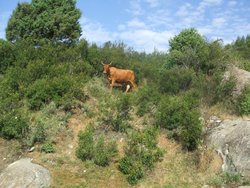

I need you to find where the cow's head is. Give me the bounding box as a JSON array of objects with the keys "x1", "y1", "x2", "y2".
[{"x1": 102, "y1": 62, "x2": 112, "y2": 74}]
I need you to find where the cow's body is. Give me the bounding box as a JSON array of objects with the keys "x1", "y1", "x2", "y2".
[{"x1": 102, "y1": 63, "x2": 136, "y2": 92}]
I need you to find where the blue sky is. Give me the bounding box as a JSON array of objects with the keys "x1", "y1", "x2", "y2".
[{"x1": 0, "y1": 0, "x2": 250, "y2": 52}]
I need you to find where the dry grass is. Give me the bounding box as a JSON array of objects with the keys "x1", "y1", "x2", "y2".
[
  {"x1": 137, "y1": 131, "x2": 222, "y2": 188},
  {"x1": 0, "y1": 138, "x2": 22, "y2": 172},
  {"x1": 20, "y1": 89, "x2": 226, "y2": 188},
  {"x1": 24, "y1": 102, "x2": 223, "y2": 188}
]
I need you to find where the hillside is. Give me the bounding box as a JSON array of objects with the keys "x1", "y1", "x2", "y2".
[
  {"x1": 1, "y1": 81, "x2": 224, "y2": 188},
  {"x1": 1, "y1": 26, "x2": 250, "y2": 187}
]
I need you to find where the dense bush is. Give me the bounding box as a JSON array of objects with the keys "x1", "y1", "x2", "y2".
[
  {"x1": 93, "y1": 136, "x2": 117, "y2": 166},
  {"x1": 203, "y1": 71, "x2": 236, "y2": 106},
  {"x1": 237, "y1": 87, "x2": 250, "y2": 115},
  {"x1": 76, "y1": 128, "x2": 118, "y2": 166},
  {"x1": 119, "y1": 128, "x2": 163, "y2": 184},
  {"x1": 0, "y1": 39, "x2": 15, "y2": 73},
  {"x1": 135, "y1": 85, "x2": 160, "y2": 116},
  {"x1": 0, "y1": 110, "x2": 28, "y2": 139},
  {"x1": 98, "y1": 94, "x2": 132, "y2": 132},
  {"x1": 159, "y1": 66, "x2": 195, "y2": 94},
  {"x1": 75, "y1": 128, "x2": 94, "y2": 161},
  {"x1": 25, "y1": 76, "x2": 86, "y2": 110},
  {"x1": 215, "y1": 75, "x2": 236, "y2": 103},
  {"x1": 156, "y1": 95, "x2": 202, "y2": 150},
  {"x1": 119, "y1": 156, "x2": 144, "y2": 185}
]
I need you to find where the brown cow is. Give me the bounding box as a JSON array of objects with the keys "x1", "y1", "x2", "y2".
[{"x1": 102, "y1": 62, "x2": 137, "y2": 93}]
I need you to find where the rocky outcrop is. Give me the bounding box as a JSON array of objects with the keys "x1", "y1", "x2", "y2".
[
  {"x1": 0, "y1": 158, "x2": 51, "y2": 188},
  {"x1": 224, "y1": 66, "x2": 250, "y2": 96},
  {"x1": 206, "y1": 119, "x2": 250, "y2": 177}
]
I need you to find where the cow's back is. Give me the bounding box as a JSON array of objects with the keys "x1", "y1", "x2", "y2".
[{"x1": 109, "y1": 67, "x2": 135, "y2": 82}]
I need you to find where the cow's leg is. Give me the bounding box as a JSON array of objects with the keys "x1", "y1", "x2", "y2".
[
  {"x1": 110, "y1": 79, "x2": 115, "y2": 91},
  {"x1": 125, "y1": 84, "x2": 131, "y2": 93},
  {"x1": 129, "y1": 80, "x2": 137, "y2": 90}
]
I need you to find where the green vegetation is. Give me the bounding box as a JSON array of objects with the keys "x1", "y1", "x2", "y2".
[
  {"x1": 237, "y1": 86, "x2": 250, "y2": 115},
  {"x1": 6, "y1": 0, "x2": 81, "y2": 44},
  {"x1": 1, "y1": 1, "x2": 250, "y2": 186},
  {"x1": 76, "y1": 128, "x2": 118, "y2": 166},
  {"x1": 41, "y1": 142, "x2": 55, "y2": 153},
  {"x1": 119, "y1": 128, "x2": 163, "y2": 184},
  {"x1": 156, "y1": 95, "x2": 202, "y2": 151},
  {"x1": 208, "y1": 172, "x2": 246, "y2": 187}
]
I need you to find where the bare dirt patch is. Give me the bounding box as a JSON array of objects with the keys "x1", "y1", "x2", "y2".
[{"x1": 0, "y1": 138, "x2": 23, "y2": 172}]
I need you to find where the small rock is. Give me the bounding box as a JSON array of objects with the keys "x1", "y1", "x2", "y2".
[
  {"x1": 28, "y1": 146, "x2": 35, "y2": 152},
  {"x1": 202, "y1": 185, "x2": 210, "y2": 188}
]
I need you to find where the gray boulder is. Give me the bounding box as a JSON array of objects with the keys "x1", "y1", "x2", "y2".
[
  {"x1": 206, "y1": 119, "x2": 250, "y2": 177},
  {"x1": 0, "y1": 158, "x2": 51, "y2": 188},
  {"x1": 224, "y1": 66, "x2": 250, "y2": 96}
]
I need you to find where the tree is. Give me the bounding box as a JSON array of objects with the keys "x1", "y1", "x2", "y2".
[
  {"x1": 6, "y1": 0, "x2": 81, "y2": 44},
  {"x1": 168, "y1": 28, "x2": 209, "y2": 72},
  {"x1": 0, "y1": 39, "x2": 15, "y2": 73}
]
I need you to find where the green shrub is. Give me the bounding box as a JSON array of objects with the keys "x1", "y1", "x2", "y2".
[
  {"x1": 237, "y1": 87, "x2": 250, "y2": 115},
  {"x1": 0, "y1": 110, "x2": 28, "y2": 139},
  {"x1": 27, "y1": 123, "x2": 46, "y2": 146},
  {"x1": 119, "y1": 156, "x2": 134, "y2": 175},
  {"x1": 98, "y1": 94, "x2": 131, "y2": 132},
  {"x1": 159, "y1": 67, "x2": 195, "y2": 94},
  {"x1": 135, "y1": 85, "x2": 160, "y2": 116},
  {"x1": 215, "y1": 75, "x2": 236, "y2": 102},
  {"x1": 0, "y1": 39, "x2": 15, "y2": 73},
  {"x1": 26, "y1": 76, "x2": 83, "y2": 110},
  {"x1": 156, "y1": 96, "x2": 188, "y2": 130},
  {"x1": 41, "y1": 142, "x2": 55, "y2": 153},
  {"x1": 223, "y1": 172, "x2": 241, "y2": 184},
  {"x1": 117, "y1": 95, "x2": 131, "y2": 120},
  {"x1": 93, "y1": 136, "x2": 117, "y2": 166},
  {"x1": 156, "y1": 95, "x2": 202, "y2": 150},
  {"x1": 179, "y1": 110, "x2": 202, "y2": 151},
  {"x1": 127, "y1": 161, "x2": 144, "y2": 185},
  {"x1": 75, "y1": 128, "x2": 94, "y2": 161},
  {"x1": 76, "y1": 129, "x2": 117, "y2": 166},
  {"x1": 119, "y1": 156, "x2": 144, "y2": 185},
  {"x1": 243, "y1": 178, "x2": 250, "y2": 185},
  {"x1": 119, "y1": 128, "x2": 163, "y2": 184},
  {"x1": 239, "y1": 59, "x2": 250, "y2": 72},
  {"x1": 208, "y1": 175, "x2": 223, "y2": 188}
]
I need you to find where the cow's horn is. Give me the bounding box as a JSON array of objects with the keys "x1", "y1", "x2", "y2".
[
  {"x1": 101, "y1": 61, "x2": 104, "y2": 65},
  {"x1": 109, "y1": 62, "x2": 112, "y2": 65}
]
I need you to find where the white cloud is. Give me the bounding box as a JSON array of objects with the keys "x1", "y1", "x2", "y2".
[
  {"x1": 119, "y1": 29, "x2": 173, "y2": 52},
  {"x1": 80, "y1": 17, "x2": 115, "y2": 44},
  {"x1": 80, "y1": 14, "x2": 174, "y2": 53},
  {"x1": 198, "y1": 0, "x2": 223, "y2": 13},
  {"x1": 127, "y1": 0, "x2": 144, "y2": 16},
  {"x1": 126, "y1": 18, "x2": 147, "y2": 29},
  {"x1": 146, "y1": 9, "x2": 173, "y2": 28},
  {"x1": 176, "y1": 3, "x2": 192, "y2": 17},
  {"x1": 228, "y1": 1, "x2": 237, "y2": 7},
  {"x1": 145, "y1": 0, "x2": 159, "y2": 8},
  {"x1": 212, "y1": 17, "x2": 226, "y2": 28},
  {"x1": 197, "y1": 27, "x2": 213, "y2": 35}
]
